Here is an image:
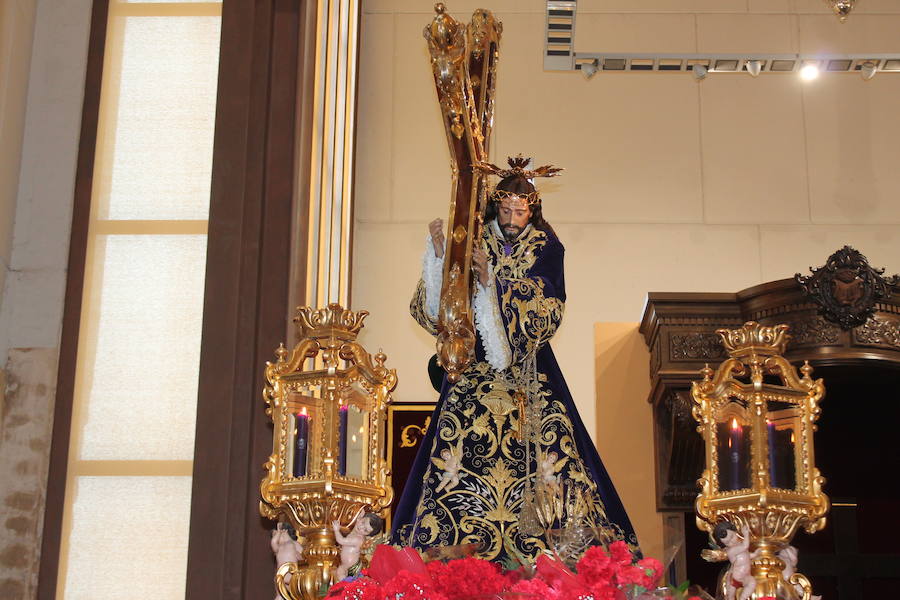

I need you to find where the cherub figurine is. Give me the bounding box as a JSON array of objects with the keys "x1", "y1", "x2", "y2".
[
  {"x1": 538, "y1": 451, "x2": 560, "y2": 486},
  {"x1": 779, "y1": 545, "x2": 821, "y2": 600},
  {"x1": 714, "y1": 522, "x2": 759, "y2": 600},
  {"x1": 271, "y1": 523, "x2": 304, "y2": 600},
  {"x1": 433, "y1": 439, "x2": 463, "y2": 493},
  {"x1": 332, "y1": 510, "x2": 385, "y2": 582}
]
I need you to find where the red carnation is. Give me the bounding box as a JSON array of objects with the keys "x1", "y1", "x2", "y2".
[
  {"x1": 427, "y1": 557, "x2": 507, "y2": 600},
  {"x1": 508, "y1": 577, "x2": 560, "y2": 599},
  {"x1": 576, "y1": 545, "x2": 615, "y2": 584},
  {"x1": 382, "y1": 570, "x2": 446, "y2": 600},
  {"x1": 325, "y1": 577, "x2": 382, "y2": 600},
  {"x1": 635, "y1": 557, "x2": 664, "y2": 588},
  {"x1": 608, "y1": 541, "x2": 634, "y2": 566}
]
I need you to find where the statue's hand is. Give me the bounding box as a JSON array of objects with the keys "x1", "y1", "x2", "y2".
[
  {"x1": 271, "y1": 529, "x2": 284, "y2": 553},
  {"x1": 472, "y1": 247, "x2": 489, "y2": 287},
  {"x1": 429, "y1": 218, "x2": 445, "y2": 258}
]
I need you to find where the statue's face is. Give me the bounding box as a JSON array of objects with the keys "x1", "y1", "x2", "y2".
[
  {"x1": 722, "y1": 529, "x2": 738, "y2": 546},
  {"x1": 498, "y1": 201, "x2": 531, "y2": 240},
  {"x1": 355, "y1": 517, "x2": 373, "y2": 536}
]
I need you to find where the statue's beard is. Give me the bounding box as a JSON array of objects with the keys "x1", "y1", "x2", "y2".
[{"x1": 501, "y1": 223, "x2": 523, "y2": 241}]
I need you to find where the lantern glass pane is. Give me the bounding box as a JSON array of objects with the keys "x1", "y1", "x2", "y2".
[
  {"x1": 767, "y1": 407, "x2": 800, "y2": 491},
  {"x1": 715, "y1": 400, "x2": 751, "y2": 492},
  {"x1": 346, "y1": 404, "x2": 370, "y2": 478}
]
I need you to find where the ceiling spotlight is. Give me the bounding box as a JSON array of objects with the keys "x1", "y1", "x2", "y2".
[
  {"x1": 581, "y1": 58, "x2": 599, "y2": 80},
  {"x1": 800, "y1": 64, "x2": 820, "y2": 81},
  {"x1": 692, "y1": 65, "x2": 708, "y2": 81},
  {"x1": 746, "y1": 60, "x2": 762, "y2": 77},
  {"x1": 860, "y1": 61, "x2": 877, "y2": 81}
]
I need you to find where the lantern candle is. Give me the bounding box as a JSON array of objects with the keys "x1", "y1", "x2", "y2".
[
  {"x1": 338, "y1": 404, "x2": 349, "y2": 476},
  {"x1": 294, "y1": 407, "x2": 309, "y2": 478},
  {"x1": 719, "y1": 418, "x2": 747, "y2": 490}
]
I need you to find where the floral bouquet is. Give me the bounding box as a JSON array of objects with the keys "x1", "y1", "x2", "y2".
[{"x1": 325, "y1": 541, "x2": 706, "y2": 600}]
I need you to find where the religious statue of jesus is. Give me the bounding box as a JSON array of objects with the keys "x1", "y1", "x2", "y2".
[{"x1": 391, "y1": 156, "x2": 641, "y2": 564}]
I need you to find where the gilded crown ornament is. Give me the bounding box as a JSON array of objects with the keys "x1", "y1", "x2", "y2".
[
  {"x1": 475, "y1": 155, "x2": 563, "y2": 206},
  {"x1": 293, "y1": 304, "x2": 369, "y2": 340},
  {"x1": 716, "y1": 321, "x2": 790, "y2": 358}
]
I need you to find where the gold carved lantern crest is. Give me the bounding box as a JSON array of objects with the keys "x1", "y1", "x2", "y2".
[
  {"x1": 692, "y1": 322, "x2": 828, "y2": 600},
  {"x1": 260, "y1": 304, "x2": 396, "y2": 600}
]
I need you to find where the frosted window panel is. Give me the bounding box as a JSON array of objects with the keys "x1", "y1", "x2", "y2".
[
  {"x1": 79, "y1": 235, "x2": 206, "y2": 460},
  {"x1": 64, "y1": 476, "x2": 192, "y2": 599},
  {"x1": 97, "y1": 16, "x2": 220, "y2": 220}
]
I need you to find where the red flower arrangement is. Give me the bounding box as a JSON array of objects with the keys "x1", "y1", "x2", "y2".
[{"x1": 325, "y1": 542, "x2": 701, "y2": 600}]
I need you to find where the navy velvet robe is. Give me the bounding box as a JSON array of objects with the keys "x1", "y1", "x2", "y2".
[{"x1": 391, "y1": 222, "x2": 640, "y2": 564}]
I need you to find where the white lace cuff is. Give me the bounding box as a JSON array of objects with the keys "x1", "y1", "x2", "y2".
[
  {"x1": 473, "y1": 275, "x2": 512, "y2": 371},
  {"x1": 422, "y1": 235, "x2": 444, "y2": 320}
]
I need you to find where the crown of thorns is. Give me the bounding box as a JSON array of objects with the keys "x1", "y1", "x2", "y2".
[{"x1": 474, "y1": 155, "x2": 563, "y2": 205}]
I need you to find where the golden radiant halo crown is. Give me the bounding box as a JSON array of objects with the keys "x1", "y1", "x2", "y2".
[
  {"x1": 475, "y1": 155, "x2": 564, "y2": 206},
  {"x1": 292, "y1": 303, "x2": 369, "y2": 341},
  {"x1": 715, "y1": 321, "x2": 791, "y2": 357}
]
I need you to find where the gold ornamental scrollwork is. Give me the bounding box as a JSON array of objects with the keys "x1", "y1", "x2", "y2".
[
  {"x1": 692, "y1": 321, "x2": 828, "y2": 600},
  {"x1": 399, "y1": 416, "x2": 432, "y2": 448},
  {"x1": 260, "y1": 303, "x2": 396, "y2": 600}
]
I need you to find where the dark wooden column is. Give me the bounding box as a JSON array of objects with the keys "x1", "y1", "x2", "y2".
[{"x1": 184, "y1": 1, "x2": 313, "y2": 597}]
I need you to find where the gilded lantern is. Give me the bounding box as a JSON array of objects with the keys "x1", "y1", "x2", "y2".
[
  {"x1": 260, "y1": 304, "x2": 396, "y2": 600},
  {"x1": 692, "y1": 322, "x2": 828, "y2": 600}
]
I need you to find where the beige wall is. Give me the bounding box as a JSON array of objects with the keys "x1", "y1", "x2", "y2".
[
  {"x1": 594, "y1": 323, "x2": 660, "y2": 560},
  {"x1": 352, "y1": 0, "x2": 900, "y2": 552}
]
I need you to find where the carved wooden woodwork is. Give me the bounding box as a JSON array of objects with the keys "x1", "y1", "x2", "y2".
[
  {"x1": 641, "y1": 248, "x2": 900, "y2": 513},
  {"x1": 796, "y1": 245, "x2": 900, "y2": 330}
]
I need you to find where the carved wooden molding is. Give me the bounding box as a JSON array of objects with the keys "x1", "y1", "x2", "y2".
[
  {"x1": 670, "y1": 333, "x2": 727, "y2": 361},
  {"x1": 854, "y1": 317, "x2": 900, "y2": 350},
  {"x1": 796, "y1": 245, "x2": 900, "y2": 330}
]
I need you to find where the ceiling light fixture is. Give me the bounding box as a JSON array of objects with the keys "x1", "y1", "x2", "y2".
[
  {"x1": 581, "y1": 58, "x2": 599, "y2": 79},
  {"x1": 800, "y1": 64, "x2": 821, "y2": 80},
  {"x1": 745, "y1": 60, "x2": 762, "y2": 77},
  {"x1": 860, "y1": 61, "x2": 877, "y2": 81},
  {"x1": 692, "y1": 64, "x2": 708, "y2": 81}
]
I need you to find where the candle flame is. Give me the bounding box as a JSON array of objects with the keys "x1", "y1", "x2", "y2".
[
  {"x1": 731, "y1": 418, "x2": 740, "y2": 430},
  {"x1": 299, "y1": 406, "x2": 308, "y2": 417},
  {"x1": 790, "y1": 432, "x2": 795, "y2": 444}
]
